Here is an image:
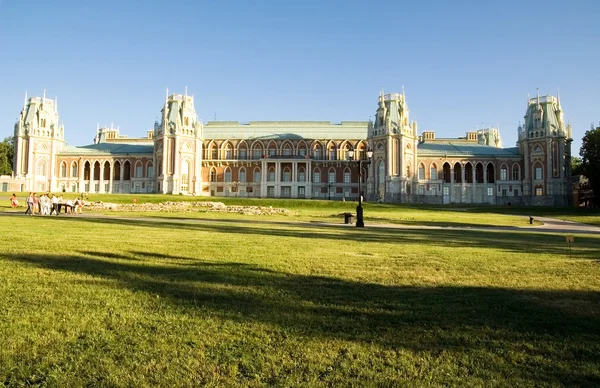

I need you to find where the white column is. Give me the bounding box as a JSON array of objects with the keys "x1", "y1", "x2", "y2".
[{"x1": 99, "y1": 163, "x2": 105, "y2": 193}]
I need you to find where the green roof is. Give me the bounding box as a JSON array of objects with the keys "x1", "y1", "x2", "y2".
[
  {"x1": 417, "y1": 141, "x2": 520, "y2": 157},
  {"x1": 60, "y1": 143, "x2": 154, "y2": 156}
]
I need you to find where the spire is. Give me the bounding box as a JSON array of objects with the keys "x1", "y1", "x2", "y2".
[
  {"x1": 166, "y1": 88, "x2": 169, "y2": 103},
  {"x1": 24, "y1": 90, "x2": 28, "y2": 107},
  {"x1": 557, "y1": 89, "x2": 561, "y2": 109},
  {"x1": 536, "y1": 88, "x2": 540, "y2": 105},
  {"x1": 43, "y1": 89, "x2": 46, "y2": 101},
  {"x1": 402, "y1": 85, "x2": 405, "y2": 98},
  {"x1": 55, "y1": 96, "x2": 58, "y2": 113},
  {"x1": 185, "y1": 86, "x2": 188, "y2": 98}
]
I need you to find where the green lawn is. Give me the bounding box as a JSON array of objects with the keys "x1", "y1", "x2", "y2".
[{"x1": 0, "y1": 201, "x2": 599, "y2": 386}]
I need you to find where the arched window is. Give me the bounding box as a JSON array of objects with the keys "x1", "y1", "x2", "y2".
[
  {"x1": 328, "y1": 169, "x2": 336, "y2": 183},
  {"x1": 224, "y1": 167, "x2": 231, "y2": 182},
  {"x1": 238, "y1": 142, "x2": 248, "y2": 160},
  {"x1": 268, "y1": 142, "x2": 277, "y2": 157},
  {"x1": 146, "y1": 162, "x2": 154, "y2": 178},
  {"x1": 313, "y1": 143, "x2": 323, "y2": 160},
  {"x1": 534, "y1": 163, "x2": 543, "y2": 180},
  {"x1": 282, "y1": 143, "x2": 292, "y2": 156},
  {"x1": 465, "y1": 162, "x2": 473, "y2": 183},
  {"x1": 442, "y1": 163, "x2": 451, "y2": 183},
  {"x1": 475, "y1": 163, "x2": 484, "y2": 183},
  {"x1": 60, "y1": 162, "x2": 67, "y2": 178},
  {"x1": 344, "y1": 168, "x2": 351, "y2": 183},
  {"x1": 486, "y1": 164, "x2": 495, "y2": 183},
  {"x1": 210, "y1": 168, "x2": 217, "y2": 182},
  {"x1": 123, "y1": 161, "x2": 131, "y2": 180},
  {"x1": 298, "y1": 167, "x2": 306, "y2": 182},
  {"x1": 500, "y1": 164, "x2": 508, "y2": 180},
  {"x1": 71, "y1": 162, "x2": 78, "y2": 178},
  {"x1": 282, "y1": 167, "x2": 291, "y2": 182},
  {"x1": 135, "y1": 162, "x2": 143, "y2": 178},
  {"x1": 253, "y1": 168, "x2": 261, "y2": 182},
  {"x1": 512, "y1": 164, "x2": 520, "y2": 180},
  {"x1": 210, "y1": 144, "x2": 218, "y2": 160},
  {"x1": 181, "y1": 160, "x2": 190, "y2": 191},
  {"x1": 267, "y1": 167, "x2": 276, "y2": 181},
  {"x1": 343, "y1": 143, "x2": 352, "y2": 160},
  {"x1": 113, "y1": 161, "x2": 121, "y2": 180},
  {"x1": 328, "y1": 144, "x2": 337, "y2": 160},
  {"x1": 298, "y1": 142, "x2": 307, "y2": 157},
  {"x1": 223, "y1": 143, "x2": 233, "y2": 160},
  {"x1": 239, "y1": 168, "x2": 246, "y2": 183},
  {"x1": 418, "y1": 163, "x2": 425, "y2": 180},
  {"x1": 430, "y1": 164, "x2": 438, "y2": 180},
  {"x1": 377, "y1": 160, "x2": 385, "y2": 186},
  {"x1": 313, "y1": 168, "x2": 321, "y2": 183},
  {"x1": 103, "y1": 161, "x2": 111, "y2": 180},
  {"x1": 454, "y1": 163, "x2": 462, "y2": 183}
]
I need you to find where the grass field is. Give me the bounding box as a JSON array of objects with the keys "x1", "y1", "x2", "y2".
[{"x1": 1, "y1": 195, "x2": 599, "y2": 386}]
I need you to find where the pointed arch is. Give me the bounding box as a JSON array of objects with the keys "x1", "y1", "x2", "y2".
[
  {"x1": 328, "y1": 167, "x2": 336, "y2": 183},
  {"x1": 475, "y1": 162, "x2": 484, "y2": 184},
  {"x1": 512, "y1": 163, "x2": 520, "y2": 180},
  {"x1": 267, "y1": 140, "x2": 278, "y2": 157},
  {"x1": 113, "y1": 160, "x2": 121, "y2": 180},
  {"x1": 239, "y1": 166, "x2": 247, "y2": 183},
  {"x1": 442, "y1": 162, "x2": 451, "y2": 183},
  {"x1": 339, "y1": 140, "x2": 352, "y2": 160},
  {"x1": 326, "y1": 140, "x2": 337, "y2": 160},
  {"x1": 209, "y1": 166, "x2": 217, "y2": 182},
  {"x1": 282, "y1": 166, "x2": 291, "y2": 182},
  {"x1": 500, "y1": 162, "x2": 509, "y2": 181},
  {"x1": 237, "y1": 140, "x2": 248, "y2": 160},
  {"x1": 250, "y1": 140, "x2": 264, "y2": 159},
  {"x1": 123, "y1": 160, "x2": 131, "y2": 180},
  {"x1": 281, "y1": 140, "x2": 294, "y2": 156},
  {"x1": 377, "y1": 159, "x2": 385, "y2": 186},
  {"x1": 221, "y1": 141, "x2": 233, "y2": 160},
  {"x1": 311, "y1": 141, "x2": 323, "y2": 160},
  {"x1": 146, "y1": 161, "x2": 154, "y2": 178},
  {"x1": 253, "y1": 166, "x2": 261, "y2": 183},
  {"x1": 355, "y1": 141, "x2": 367, "y2": 159},
  {"x1": 36, "y1": 159, "x2": 47, "y2": 176},
  {"x1": 343, "y1": 167, "x2": 351, "y2": 183},
  {"x1": 430, "y1": 162, "x2": 438, "y2": 180},
  {"x1": 464, "y1": 162, "x2": 473, "y2": 183},
  {"x1": 418, "y1": 162, "x2": 425, "y2": 180},
  {"x1": 223, "y1": 166, "x2": 231, "y2": 182},
  {"x1": 296, "y1": 140, "x2": 308, "y2": 157},
  {"x1": 205, "y1": 140, "x2": 218, "y2": 160},
  {"x1": 486, "y1": 163, "x2": 495, "y2": 183},
  {"x1": 298, "y1": 165, "x2": 306, "y2": 182},
  {"x1": 93, "y1": 161, "x2": 101, "y2": 180},
  {"x1": 70, "y1": 161, "x2": 78, "y2": 178},
  {"x1": 312, "y1": 167, "x2": 321, "y2": 183},
  {"x1": 60, "y1": 161, "x2": 67, "y2": 178},
  {"x1": 134, "y1": 160, "x2": 143, "y2": 178},
  {"x1": 267, "y1": 165, "x2": 276, "y2": 181},
  {"x1": 103, "y1": 161, "x2": 111, "y2": 180}
]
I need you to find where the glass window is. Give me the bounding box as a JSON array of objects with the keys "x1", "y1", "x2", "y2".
[
  {"x1": 502, "y1": 189, "x2": 507, "y2": 196},
  {"x1": 225, "y1": 149, "x2": 232, "y2": 159},
  {"x1": 37, "y1": 163, "x2": 46, "y2": 176},
  {"x1": 314, "y1": 149, "x2": 322, "y2": 160},
  {"x1": 210, "y1": 169, "x2": 217, "y2": 182},
  {"x1": 512, "y1": 166, "x2": 519, "y2": 180},
  {"x1": 328, "y1": 171, "x2": 335, "y2": 183},
  {"x1": 514, "y1": 189, "x2": 519, "y2": 196},
  {"x1": 418, "y1": 165, "x2": 425, "y2": 180},
  {"x1": 269, "y1": 148, "x2": 276, "y2": 156},
  {"x1": 240, "y1": 170, "x2": 246, "y2": 183},
  {"x1": 500, "y1": 167, "x2": 507, "y2": 180},
  {"x1": 535, "y1": 167, "x2": 543, "y2": 180},
  {"x1": 329, "y1": 149, "x2": 336, "y2": 160},
  {"x1": 283, "y1": 170, "x2": 291, "y2": 182},
  {"x1": 60, "y1": 163, "x2": 67, "y2": 178},
  {"x1": 147, "y1": 165, "x2": 154, "y2": 178},
  {"x1": 487, "y1": 187, "x2": 493, "y2": 196},
  {"x1": 299, "y1": 148, "x2": 306, "y2": 157},
  {"x1": 313, "y1": 171, "x2": 320, "y2": 183},
  {"x1": 136, "y1": 165, "x2": 143, "y2": 178},
  {"x1": 268, "y1": 169, "x2": 275, "y2": 181},
  {"x1": 535, "y1": 187, "x2": 543, "y2": 196},
  {"x1": 298, "y1": 187, "x2": 305, "y2": 197},
  {"x1": 72, "y1": 164, "x2": 78, "y2": 178},
  {"x1": 344, "y1": 170, "x2": 351, "y2": 183},
  {"x1": 254, "y1": 149, "x2": 262, "y2": 159},
  {"x1": 254, "y1": 170, "x2": 261, "y2": 182},
  {"x1": 225, "y1": 169, "x2": 231, "y2": 182},
  {"x1": 283, "y1": 147, "x2": 292, "y2": 156},
  {"x1": 298, "y1": 169, "x2": 305, "y2": 182},
  {"x1": 239, "y1": 149, "x2": 247, "y2": 159},
  {"x1": 430, "y1": 166, "x2": 437, "y2": 180}
]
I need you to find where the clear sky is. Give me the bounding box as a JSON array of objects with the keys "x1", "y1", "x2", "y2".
[{"x1": 1, "y1": 0, "x2": 598, "y2": 155}]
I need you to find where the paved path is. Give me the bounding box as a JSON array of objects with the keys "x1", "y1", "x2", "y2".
[{"x1": 2, "y1": 211, "x2": 600, "y2": 235}]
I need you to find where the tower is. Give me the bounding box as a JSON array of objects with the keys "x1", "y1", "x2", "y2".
[
  {"x1": 153, "y1": 90, "x2": 203, "y2": 194},
  {"x1": 367, "y1": 88, "x2": 418, "y2": 202},
  {"x1": 13, "y1": 91, "x2": 65, "y2": 191},
  {"x1": 518, "y1": 92, "x2": 572, "y2": 205}
]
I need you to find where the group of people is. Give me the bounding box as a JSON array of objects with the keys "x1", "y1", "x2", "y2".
[{"x1": 17, "y1": 193, "x2": 84, "y2": 216}]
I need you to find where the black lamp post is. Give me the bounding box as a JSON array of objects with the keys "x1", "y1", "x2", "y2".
[
  {"x1": 348, "y1": 148, "x2": 373, "y2": 227},
  {"x1": 327, "y1": 182, "x2": 332, "y2": 200}
]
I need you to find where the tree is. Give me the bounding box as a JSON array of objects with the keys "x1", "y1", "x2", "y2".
[
  {"x1": 571, "y1": 156, "x2": 584, "y2": 176},
  {"x1": 0, "y1": 136, "x2": 14, "y2": 175},
  {"x1": 580, "y1": 124, "x2": 600, "y2": 201}
]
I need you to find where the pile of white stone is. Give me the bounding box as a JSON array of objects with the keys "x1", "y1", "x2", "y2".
[{"x1": 85, "y1": 201, "x2": 293, "y2": 215}]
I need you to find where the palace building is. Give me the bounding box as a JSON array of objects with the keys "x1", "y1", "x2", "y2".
[{"x1": 2, "y1": 89, "x2": 573, "y2": 206}]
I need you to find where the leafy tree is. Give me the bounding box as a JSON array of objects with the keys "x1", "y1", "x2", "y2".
[
  {"x1": 0, "y1": 136, "x2": 14, "y2": 175},
  {"x1": 580, "y1": 124, "x2": 600, "y2": 200},
  {"x1": 571, "y1": 156, "x2": 584, "y2": 176}
]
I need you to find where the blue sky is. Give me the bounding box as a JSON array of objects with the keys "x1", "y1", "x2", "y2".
[{"x1": 1, "y1": 0, "x2": 598, "y2": 155}]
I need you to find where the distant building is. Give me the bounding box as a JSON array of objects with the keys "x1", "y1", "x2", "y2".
[{"x1": 1, "y1": 89, "x2": 573, "y2": 206}]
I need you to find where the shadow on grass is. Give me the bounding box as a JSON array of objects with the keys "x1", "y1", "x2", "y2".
[
  {"x1": 51, "y1": 215, "x2": 600, "y2": 260},
  {"x1": 3, "y1": 250, "x2": 600, "y2": 386}
]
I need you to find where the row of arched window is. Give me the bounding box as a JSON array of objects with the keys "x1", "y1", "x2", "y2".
[
  {"x1": 56, "y1": 160, "x2": 154, "y2": 180},
  {"x1": 208, "y1": 166, "x2": 366, "y2": 184},
  {"x1": 204, "y1": 140, "x2": 367, "y2": 161}
]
